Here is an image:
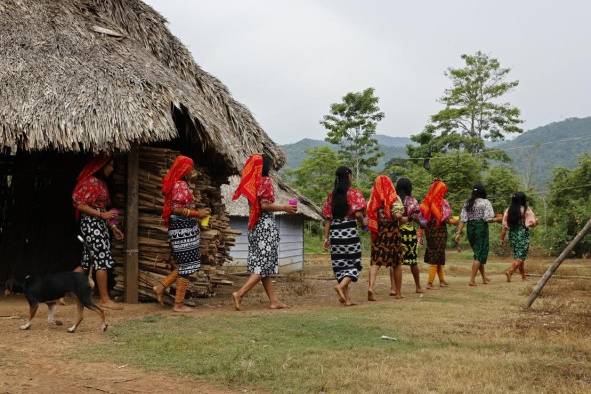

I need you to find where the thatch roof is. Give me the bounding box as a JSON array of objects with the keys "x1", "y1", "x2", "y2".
[
  {"x1": 0, "y1": 0, "x2": 285, "y2": 172},
  {"x1": 221, "y1": 176, "x2": 323, "y2": 221}
]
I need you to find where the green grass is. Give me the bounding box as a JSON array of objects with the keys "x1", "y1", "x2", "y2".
[{"x1": 90, "y1": 309, "x2": 423, "y2": 392}]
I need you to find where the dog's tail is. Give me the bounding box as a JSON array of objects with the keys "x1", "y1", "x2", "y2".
[{"x1": 77, "y1": 235, "x2": 95, "y2": 289}]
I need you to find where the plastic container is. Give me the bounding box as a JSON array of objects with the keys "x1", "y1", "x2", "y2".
[
  {"x1": 200, "y1": 215, "x2": 211, "y2": 228},
  {"x1": 288, "y1": 198, "x2": 298, "y2": 207}
]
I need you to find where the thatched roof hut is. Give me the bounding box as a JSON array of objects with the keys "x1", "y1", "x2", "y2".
[
  {"x1": 0, "y1": 0, "x2": 288, "y2": 302},
  {"x1": 0, "y1": 0, "x2": 285, "y2": 175}
]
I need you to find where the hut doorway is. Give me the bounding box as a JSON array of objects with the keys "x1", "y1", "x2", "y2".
[{"x1": 0, "y1": 151, "x2": 86, "y2": 284}]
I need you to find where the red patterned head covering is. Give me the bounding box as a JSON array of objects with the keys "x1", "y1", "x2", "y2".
[
  {"x1": 420, "y1": 179, "x2": 448, "y2": 226},
  {"x1": 367, "y1": 175, "x2": 398, "y2": 240},
  {"x1": 232, "y1": 154, "x2": 264, "y2": 230},
  {"x1": 162, "y1": 155, "x2": 194, "y2": 226},
  {"x1": 72, "y1": 155, "x2": 112, "y2": 219}
]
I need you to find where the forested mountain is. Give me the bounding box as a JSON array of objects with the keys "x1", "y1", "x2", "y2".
[{"x1": 281, "y1": 117, "x2": 590, "y2": 189}]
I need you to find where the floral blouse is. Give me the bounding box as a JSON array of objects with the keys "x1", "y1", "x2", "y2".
[
  {"x1": 72, "y1": 176, "x2": 110, "y2": 210},
  {"x1": 171, "y1": 180, "x2": 195, "y2": 209},
  {"x1": 258, "y1": 176, "x2": 275, "y2": 204},
  {"x1": 460, "y1": 198, "x2": 494, "y2": 222},
  {"x1": 322, "y1": 188, "x2": 367, "y2": 221},
  {"x1": 401, "y1": 195, "x2": 420, "y2": 231}
]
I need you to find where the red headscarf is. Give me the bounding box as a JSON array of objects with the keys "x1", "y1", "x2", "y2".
[
  {"x1": 232, "y1": 154, "x2": 264, "y2": 230},
  {"x1": 420, "y1": 179, "x2": 448, "y2": 226},
  {"x1": 162, "y1": 155, "x2": 194, "y2": 226},
  {"x1": 367, "y1": 175, "x2": 398, "y2": 240},
  {"x1": 72, "y1": 155, "x2": 112, "y2": 219}
]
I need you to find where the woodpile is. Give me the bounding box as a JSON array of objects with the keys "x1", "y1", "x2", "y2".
[{"x1": 112, "y1": 147, "x2": 236, "y2": 303}]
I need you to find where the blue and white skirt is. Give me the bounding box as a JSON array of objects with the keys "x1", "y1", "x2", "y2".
[{"x1": 168, "y1": 215, "x2": 201, "y2": 276}]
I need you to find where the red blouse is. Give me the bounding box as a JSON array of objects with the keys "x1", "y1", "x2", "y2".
[
  {"x1": 257, "y1": 176, "x2": 275, "y2": 204},
  {"x1": 171, "y1": 180, "x2": 195, "y2": 209},
  {"x1": 322, "y1": 188, "x2": 367, "y2": 220},
  {"x1": 72, "y1": 176, "x2": 110, "y2": 210}
]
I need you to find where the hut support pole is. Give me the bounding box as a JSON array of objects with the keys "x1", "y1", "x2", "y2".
[
  {"x1": 524, "y1": 218, "x2": 591, "y2": 309},
  {"x1": 124, "y1": 147, "x2": 139, "y2": 303}
]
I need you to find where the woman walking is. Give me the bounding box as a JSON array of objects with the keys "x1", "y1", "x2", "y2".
[
  {"x1": 420, "y1": 179, "x2": 457, "y2": 289},
  {"x1": 156, "y1": 155, "x2": 210, "y2": 312},
  {"x1": 396, "y1": 177, "x2": 424, "y2": 294},
  {"x1": 231, "y1": 154, "x2": 297, "y2": 310},
  {"x1": 455, "y1": 183, "x2": 499, "y2": 287},
  {"x1": 322, "y1": 167, "x2": 367, "y2": 306},
  {"x1": 73, "y1": 155, "x2": 124, "y2": 310},
  {"x1": 367, "y1": 175, "x2": 405, "y2": 301},
  {"x1": 501, "y1": 192, "x2": 538, "y2": 282}
]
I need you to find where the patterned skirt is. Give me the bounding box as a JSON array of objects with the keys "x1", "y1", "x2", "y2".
[
  {"x1": 371, "y1": 221, "x2": 403, "y2": 267},
  {"x1": 400, "y1": 226, "x2": 418, "y2": 266},
  {"x1": 467, "y1": 219, "x2": 489, "y2": 264},
  {"x1": 424, "y1": 223, "x2": 447, "y2": 265},
  {"x1": 80, "y1": 214, "x2": 115, "y2": 270},
  {"x1": 509, "y1": 225, "x2": 530, "y2": 260},
  {"x1": 168, "y1": 215, "x2": 201, "y2": 276},
  {"x1": 247, "y1": 212, "x2": 280, "y2": 278},
  {"x1": 329, "y1": 219, "x2": 362, "y2": 282}
]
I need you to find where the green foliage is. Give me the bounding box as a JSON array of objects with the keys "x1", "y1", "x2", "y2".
[
  {"x1": 321, "y1": 88, "x2": 384, "y2": 183},
  {"x1": 409, "y1": 51, "x2": 522, "y2": 160},
  {"x1": 544, "y1": 154, "x2": 591, "y2": 257},
  {"x1": 284, "y1": 147, "x2": 341, "y2": 206}
]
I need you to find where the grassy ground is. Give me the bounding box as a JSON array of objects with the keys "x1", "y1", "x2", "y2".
[{"x1": 79, "y1": 253, "x2": 591, "y2": 393}]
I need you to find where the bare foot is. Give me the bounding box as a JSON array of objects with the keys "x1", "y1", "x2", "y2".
[
  {"x1": 99, "y1": 301, "x2": 123, "y2": 310},
  {"x1": 393, "y1": 294, "x2": 405, "y2": 300},
  {"x1": 521, "y1": 276, "x2": 528, "y2": 282},
  {"x1": 231, "y1": 292, "x2": 242, "y2": 311},
  {"x1": 389, "y1": 291, "x2": 396, "y2": 296},
  {"x1": 334, "y1": 285, "x2": 346, "y2": 304},
  {"x1": 173, "y1": 304, "x2": 194, "y2": 313},
  {"x1": 269, "y1": 302, "x2": 288, "y2": 310},
  {"x1": 426, "y1": 284, "x2": 438, "y2": 290},
  {"x1": 153, "y1": 285, "x2": 165, "y2": 305},
  {"x1": 344, "y1": 301, "x2": 357, "y2": 307},
  {"x1": 416, "y1": 288, "x2": 425, "y2": 294},
  {"x1": 440, "y1": 282, "x2": 449, "y2": 287},
  {"x1": 368, "y1": 289, "x2": 377, "y2": 301},
  {"x1": 482, "y1": 277, "x2": 491, "y2": 284},
  {"x1": 505, "y1": 271, "x2": 512, "y2": 282},
  {"x1": 468, "y1": 282, "x2": 477, "y2": 287}
]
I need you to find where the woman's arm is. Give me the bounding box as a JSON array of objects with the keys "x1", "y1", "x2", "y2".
[
  {"x1": 323, "y1": 221, "x2": 331, "y2": 250},
  {"x1": 454, "y1": 221, "x2": 464, "y2": 243},
  {"x1": 77, "y1": 204, "x2": 117, "y2": 220},
  {"x1": 172, "y1": 207, "x2": 211, "y2": 218},
  {"x1": 500, "y1": 227, "x2": 508, "y2": 245},
  {"x1": 261, "y1": 201, "x2": 297, "y2": 214}
]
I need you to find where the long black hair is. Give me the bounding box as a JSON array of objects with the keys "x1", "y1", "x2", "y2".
[
  {"x1": 507, "y1": 192, "x2": 527, "y2": 228},
  {"x1": 262, "y1": 154, "x2": 272, "y2": 177},
  {"x1": 331, "y1": 166, "x2": 352, "y2": 219},
  {"x1": 395, "y1": 176, "x2": 412, "y2": 202},
  {"x1": 465, "y1": 183, "x2": 487, "y2": 212}
]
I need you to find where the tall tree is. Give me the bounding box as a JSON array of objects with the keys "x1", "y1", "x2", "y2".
[
  {"x1": 321, "y1": 88, "x2": 384, "y2": 182},
  {"x1": 284, "y1": 147, "x2": 341, "y2": 206},
  {"x1": 409, "y1": 51, "x2": 523, "y2": 159}
]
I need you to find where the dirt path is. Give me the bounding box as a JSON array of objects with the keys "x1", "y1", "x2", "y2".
[{"x1": 0, "y1": 300, "x2": 235, "y2": 394}]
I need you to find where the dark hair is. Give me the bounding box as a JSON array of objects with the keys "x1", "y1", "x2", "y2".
[
  {"x1": 262, "y1": 154, "x2": 272, "y2": 177},
  {"x1": 507, "y1": 192, "x2": 527, "y2": 228},
  {"x1": 331, "y1": 166, "x2": 352, "y2": 219},
  {"x1": 395, "y1": 176, "x2": 412, "y2": 202},
  {"x1": 465, "y1": 183, "x2": 487, "y2": 212},
  {"x1": 94, "y1": 159, "x2": 114, "y2": 182}
]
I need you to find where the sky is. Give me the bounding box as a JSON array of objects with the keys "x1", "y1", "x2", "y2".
[{"x1": 145, "y1": 0, "x2": 591, "y2": 144}]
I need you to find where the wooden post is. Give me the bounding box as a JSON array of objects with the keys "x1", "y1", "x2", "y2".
[
  {"x1": 524, "y1": 218, "x2": 591, "y2": 309},
  {"x1": 124, "y1": 146, "x2": 139, "y2": 303}
]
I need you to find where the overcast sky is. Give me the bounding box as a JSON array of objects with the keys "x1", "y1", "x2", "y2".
[{"x1": 145, "y1": 0, "x2": 591, "y2": 144}]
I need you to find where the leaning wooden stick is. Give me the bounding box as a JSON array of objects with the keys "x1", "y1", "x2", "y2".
[{"x1": 524, "y1": 217, "x2": 591, "y2": 309}]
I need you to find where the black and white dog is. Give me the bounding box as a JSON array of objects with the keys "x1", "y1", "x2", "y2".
[{"x1": 18, "y1": 236, "x2": 106, "y2": 333}]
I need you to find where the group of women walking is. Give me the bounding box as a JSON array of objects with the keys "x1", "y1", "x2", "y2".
[
  {"x1": 321, "y1": 167, "x2": 539, "y2": 305},
  {"x1": 71, "y1": 154, "x2": 538, "y2": 312}
]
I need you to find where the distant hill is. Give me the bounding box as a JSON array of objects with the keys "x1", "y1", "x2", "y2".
[
  {"x1": 281, "y1": 118, "x2": 591, "y2": 190},
  {"x1": 281, "y1": 134, "x2": 410, "y2": 169},
  {"x1": 498, "y1": 117, "x2": 591, "y2": 190}
]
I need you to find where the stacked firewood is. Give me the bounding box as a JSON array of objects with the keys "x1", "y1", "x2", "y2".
[{"x1": 111, "y1": 147, "x2": 236, "y2": 303}]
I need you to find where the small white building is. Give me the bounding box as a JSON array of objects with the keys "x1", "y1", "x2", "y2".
[{"x1": 221, "y1": 176, "x2": 322, "y2": 273}]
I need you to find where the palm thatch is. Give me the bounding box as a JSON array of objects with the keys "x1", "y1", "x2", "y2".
[
  {"x1": 221, "y1": 175, "x2": 323, "y2": 221},
  {"x1": 0, "y1": 0, "x2": 285, "y2": 172}
]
